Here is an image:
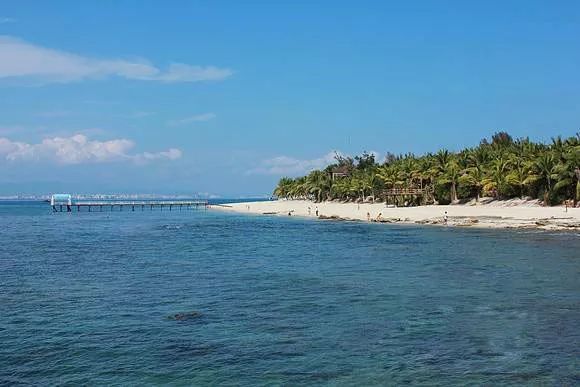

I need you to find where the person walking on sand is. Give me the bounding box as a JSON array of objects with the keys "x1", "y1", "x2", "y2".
[
  {"x1": 367, "y1": 212, "x2": 371, "y2": 222},
  {"x1": 308, "y1": 206, "x2": 311, "y2": 215},
  {"x1": 315, "y1": 207, "x2": 319, "y2": 217},
  {"x1": 444, "y1": 211, "x2": 448, "y2": 225}
]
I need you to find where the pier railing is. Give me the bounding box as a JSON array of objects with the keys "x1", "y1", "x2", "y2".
[
  {"x1": 51, "y1": 200, "x2": 209, "y2": 212},
  {"x1": 382, "y1": 188, "x2": 428, "y2": 196}
]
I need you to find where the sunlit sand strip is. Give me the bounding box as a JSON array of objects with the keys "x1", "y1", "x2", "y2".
[{"x1": 215, "y1": 199, "x2": 580, "y2": 231}]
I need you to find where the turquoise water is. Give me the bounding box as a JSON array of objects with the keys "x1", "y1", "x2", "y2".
[{"x1": 1, "y1": 201, "x2": 579, "y2": 385}]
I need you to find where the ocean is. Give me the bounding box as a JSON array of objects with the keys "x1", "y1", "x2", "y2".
[{"x1": 1, "y1": 201, "x2": 578, "y2": 385}]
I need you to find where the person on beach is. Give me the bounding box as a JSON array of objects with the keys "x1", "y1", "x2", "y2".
[
  {"x1": 444, "y1": 211, "x2": 448, "y2": 225},
  {"x1": 376, "y1": 213, "x2": 383, "y2": 222},
  {"x1": 367, "y1": 212, "x2": 371, "y2": 221},
  {"x1": 315, "y1": 207, "x2": 319, "y2": 217},
  {"x1": 308, "y1": 206, "x2": 311, "y2": 215}
]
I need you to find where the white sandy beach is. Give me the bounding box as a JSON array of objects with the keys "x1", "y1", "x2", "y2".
[{"x1": 215, "y1": 199, "x2": 580, "y2": 231}]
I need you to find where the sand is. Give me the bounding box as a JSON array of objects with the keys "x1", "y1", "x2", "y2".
[{"x1": 214, "y1": 199, "x2": 580, "y2": 231}]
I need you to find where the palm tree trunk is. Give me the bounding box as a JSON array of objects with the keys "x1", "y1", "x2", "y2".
[
  {"x1": 546, "y1": 178, "x2": 552, "y2": 205},
  {"x1": 451, "y1": 182, "x2": 458, "y2": 203}
]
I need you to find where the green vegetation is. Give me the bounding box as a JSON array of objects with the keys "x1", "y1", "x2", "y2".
[{"x1": 274, "y1": 132, "x2": 580, "y2": 206}]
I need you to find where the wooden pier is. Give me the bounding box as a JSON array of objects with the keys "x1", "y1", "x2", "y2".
[{"x1": 51, "y1": 200, "x2": 209, "y2": 213}]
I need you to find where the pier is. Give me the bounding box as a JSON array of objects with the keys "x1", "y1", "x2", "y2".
[{"x1": 50, "y1": 194, "x2": 209, "y2": 212}]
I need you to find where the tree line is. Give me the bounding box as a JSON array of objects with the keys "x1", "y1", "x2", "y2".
[{"x1": 273, "y1": 132, "x2": 580, "y2": 206}]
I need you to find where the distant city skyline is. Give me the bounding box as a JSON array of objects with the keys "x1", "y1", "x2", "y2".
[
  {"x1": 1, "y1": 1, "x2": 579, "y2": 195},
  {"x1": 0, "y1": 192, "x2": 267, "y2": 200}
]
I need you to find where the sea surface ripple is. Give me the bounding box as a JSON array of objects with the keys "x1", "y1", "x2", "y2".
[{"x1": 1, "y1": 201, "x2": 579, "y2": 385}]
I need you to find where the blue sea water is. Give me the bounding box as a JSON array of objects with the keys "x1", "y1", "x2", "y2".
[{"x1": 1, "y1": 201, "x2": 579, "y2": 385}]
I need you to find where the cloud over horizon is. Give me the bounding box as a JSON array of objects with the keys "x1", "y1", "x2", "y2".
[
  {"x1": 0, "y1": 134, "x2": 182, "y2": 165},
  {"x1": 248, "y1": 151, "x2": 340, "y2": 176},
  {"x1": 0, "y1": 36, "x2": 233, "y2": 84},
  {"x1": 167, "y1": 113, "x2": 216, "y2": 126},
  {"x1": 0, "y1": 17, "x2": 16, "y2": 24},
  {"x1": 248, "y1": 150, "x2": 383, "y2": 176}
]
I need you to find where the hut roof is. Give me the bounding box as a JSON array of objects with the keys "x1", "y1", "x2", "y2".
[{"x1": 330, "y1": 165, "x2": 351, "y2": 174}]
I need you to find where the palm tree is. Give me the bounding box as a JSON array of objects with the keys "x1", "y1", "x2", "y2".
[
  {"x1": 482, "y1": 156, "x2": 511, "y2": 199},
  {"x1": 419, "y1": 156, "x2": 438, "y2": 195},
  {"x1": 553, "y1": 144, "x2": 580, "y2": 203},
  {"x1": 460, "y1": 164, "x2": 486, "y2": 201},
  {"x1": 410, "y1": 159, "x2": 426, "y2": 189},
  {"x1": 551, "y1": 136, "x2": 566, "y2": 161},
  {"x1": 273, "y1": 177, "x2": 294, "y2": 198},
  {"x1": 506, "y1": 156, "x2": 531, "y2": 199},
  {"x1": 272, "y1": 132, "x2": 578, "y2": 207},
  {"x1": 360, "y1": 174, "x2": 374, "y2": 201},
  {"x1": 438, "y1": 160, "x2": 461, "y2": 203},
  {"x1": 348, "y1": 176, "x2": 364, "y2": 202},
  {"x1": 289, "y1": 176, "x2": 308, "y2": 199},
  {"x1": 460, "y1": 147, "x2": 490, "y2": 201},
  {"x1": 528, "y1": 153, "x2": 558, "y2": 205},
  {"x1": 306, "y1": 170, "x2": 331, "y2": 202},
  {"x1": 376, "y1": 165, "x2": 400, "y2": 189},
  {"x1": 364, "y1": 172, "x2": 381, "y2": 201},
  {"x1": 430, "y1": 150, "x2": 460, "y2": 203},
  {"x1": 330, "y1": 178, "x2": 350, "y2": 201},
  {"x1": 434, "y1": 149, "x2": 452, "y2": 173}
]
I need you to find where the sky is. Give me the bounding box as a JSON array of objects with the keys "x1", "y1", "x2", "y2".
[{"x1": 0, "y1": 1, "x2": 579, "y2": 197}]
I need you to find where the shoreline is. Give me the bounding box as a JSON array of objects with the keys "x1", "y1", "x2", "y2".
[{"x1": 214, "y1": 199, "x2": 580, "y2": 232}]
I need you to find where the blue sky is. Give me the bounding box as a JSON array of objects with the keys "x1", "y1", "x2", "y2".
[{"x1": 0, "y1": 1, "x2": 579, "y2": 196}]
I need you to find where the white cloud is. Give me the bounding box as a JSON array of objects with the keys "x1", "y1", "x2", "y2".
[
  {"x1": 0, "y1": 134, "x2": 181, "y2": 165},
  {"x1": 368, "y1": 150, "x2": 381, "y2": 162},
  {"x1": 126, "y1": 111, "x2": 155, "y2": 118},
  {"x1": 0, "y1": 36, "x2": 233, "y2": 84},
  {"x1": 248, "y1": 151, "x2": 340, "y2": 176},
  {"x1": 168, "y1": 113, "x2": 216, "y2": 126},
  {"x1": 152, "y1": 64, "x2": 231, "y2": 83},
  {"x1": 0, "y1": 17, "x2": 16, "y2": 24},
  {"x1": 133, "y1": 148, "x2": 182, "y2": 164}
]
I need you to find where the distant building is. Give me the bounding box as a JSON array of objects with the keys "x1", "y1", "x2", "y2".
[
  {"x1": 330, "y1": 165, "x2": 350, "y2": 180},
  {"x1": 50, "y1": 194, "x2": 72, "y2": 206}
]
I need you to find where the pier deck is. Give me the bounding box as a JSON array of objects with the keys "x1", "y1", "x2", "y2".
[{"x1": 51, "y1": 200, "x2": 209, "y2": 212}]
